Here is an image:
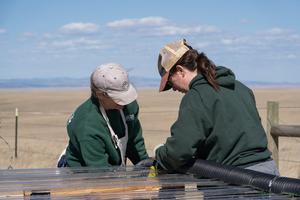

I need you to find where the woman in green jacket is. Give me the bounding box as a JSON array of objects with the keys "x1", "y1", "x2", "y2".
[
  {"x1": 155, "y1": 39, "x2": 279, "y2": 175},
  {"x1": 59, "y1": 63, "x2": 149, "y2": 167}
]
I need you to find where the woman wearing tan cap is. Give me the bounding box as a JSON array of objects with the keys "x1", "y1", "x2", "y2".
[
  {"x1": 155, "y1": 39, "x2": 279, "y2": 175},
  {"x1": 58, "y1": 63, "x2": 150, "y2": 167}
]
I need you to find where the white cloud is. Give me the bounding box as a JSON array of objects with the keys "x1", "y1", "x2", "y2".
[
  {"x1": 42, "y1": 33, "x2": 66, "y2": 39},
  {"x1": 153, "y1": 25, "x2": 220, "y2": 36},
  {"x1": 107, "y1": 16, "x2": 167, "y2": 28},
  {"x1": 287, "y1": 54, "x2": 297, "y2": 59},
  {"x1": 23, "y1": 32, "x2": 36, "y2": 37},
  {"x1": 264, "y1": 27, "x2": 291, "y2": 35},
  {"x1": 139, "y1": 17, "x2": 168, "y2": 26},
  {"x1": 195, "y1": 42, "x2": 211, "y2": 48},
  {"x1": 221, "y1": 39, "x2": 233, "y2": 45},
  {"x1": 240, "y1": 19, "x2": 251, "y2": 24},
  {"x1": 220, "y1": 36, "x2": 259, "y2": 46},
  {"x1": 43, "y1": 33, "x2": 55, "y2": 39},
  {"x1": 107, "y1": 16, "x2": 220, "y2": 37},
  {"x1": 38, "y1": 37, "x2": 109, "y2": 51},
  {"x1": 290, "y1": 34, "x2": 300, "y2": 40},
  {"x1": 256, "y1": 28, "x2": 300, "y2": 46},
  {"x1": 0, "y1": 28, "x2": 7, "y2": 34},
  {"x1": 60, "y1": 23, "x2": 99, "y2": 34},
  {"x1": 220, "y1": 38, "x2": 245, "y2": 45}
]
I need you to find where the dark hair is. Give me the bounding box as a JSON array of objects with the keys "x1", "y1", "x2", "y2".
[{"x1": 175, "y1": 48, "x2": 220, "y2": 91}]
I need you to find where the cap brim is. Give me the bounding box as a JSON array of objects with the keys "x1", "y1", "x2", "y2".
[
  {"x1": 159, "y1": 71, "x2": 172, "y2": 92},
  {"x1": 107, "y1": 83, "x2": 138, "y2": 105}
]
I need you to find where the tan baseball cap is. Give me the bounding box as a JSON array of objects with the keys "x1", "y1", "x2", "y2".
[
  {"x1": 157, "y1": 39, "x2": 190, "y2": 92},
  {"x1": 92, "y1": 63, "x2": 137, "y2": 105}
]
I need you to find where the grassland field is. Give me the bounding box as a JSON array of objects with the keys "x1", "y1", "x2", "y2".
[{"x1": 0, "y1": 88, "x2": 299, "y2": 178}]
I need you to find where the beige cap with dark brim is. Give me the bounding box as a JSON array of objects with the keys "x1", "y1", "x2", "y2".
[
  {"x1": 159, "y1": 71, "x2": 170, "y2": 92},
  {"x1": 157, "y1": 39, "x2": 189, "y2": 92},
  {"x1": 107, "y1": 83, "x2": 138, "y2": 105}
]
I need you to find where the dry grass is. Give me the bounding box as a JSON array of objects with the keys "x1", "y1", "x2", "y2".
[{"x1": 0, "y1": 87, "x2": 299, "y2": 178}]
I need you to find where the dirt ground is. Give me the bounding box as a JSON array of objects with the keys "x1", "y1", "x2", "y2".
[{"x1": 0, "y1": 87, "x2": 299, "y2": 178}]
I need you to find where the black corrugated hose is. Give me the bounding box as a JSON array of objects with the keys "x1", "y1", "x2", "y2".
[{"x1": 184, "y1": 159, "x2": 300, "y2": 196}]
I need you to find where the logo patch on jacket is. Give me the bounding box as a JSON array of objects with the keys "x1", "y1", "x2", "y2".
[{"x1": 125, "y1": 114, "x2": 135, "y2": 122}]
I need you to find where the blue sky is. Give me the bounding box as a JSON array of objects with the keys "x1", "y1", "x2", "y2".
[{"x1": 0, "y1": 0, "x2": 300, "y2": 83}]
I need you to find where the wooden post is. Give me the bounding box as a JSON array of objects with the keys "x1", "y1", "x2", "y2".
[
  {"x1": 15, "y1": 108, "x2": 18, "y2": 158},
  {"x1": 267, "y1": 101, "x2": 279, "y2": 167},
  {"x1": 271, "y1": 125, "x2": 300, "y2": 137}
]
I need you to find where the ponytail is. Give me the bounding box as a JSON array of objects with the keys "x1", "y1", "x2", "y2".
[
  {"x1": 196, "y1": 52, "x2": 219, "y2": 91},
  {"x1": 176, "y1": 49, "x2": 219, "y2": 91}
]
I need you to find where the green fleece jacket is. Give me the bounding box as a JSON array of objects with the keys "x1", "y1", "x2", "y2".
[
  {"x1": 66, "y1": 97, "x2": 148, "y2": 167},
  {"x1": 155, "y1": 66, "x2": 271, "y2": 171}
]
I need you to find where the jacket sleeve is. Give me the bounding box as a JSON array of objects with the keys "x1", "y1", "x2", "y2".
[
  {"x1": 79, "y1": 126, "x2": 112, "y2": 167},
  {"x1": 126, "y1": 102, "x2": 149, "y2": 164},
  {"x1": 155, "y1": 93, "x2": 208, "y2": 171}
]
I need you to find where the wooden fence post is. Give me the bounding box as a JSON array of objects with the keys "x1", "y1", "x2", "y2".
[
  {"x1": 267, "y1": 101, "x2": 279, "y2": 167},
  {"x1": 15, "y1": 108, "x2": 18, "y2": 158}
]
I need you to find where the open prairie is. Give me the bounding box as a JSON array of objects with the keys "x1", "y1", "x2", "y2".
[{"x1": 0, "y1": 88, "x2": 299, "y2": 178}]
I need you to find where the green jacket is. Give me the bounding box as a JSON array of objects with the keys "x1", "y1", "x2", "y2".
[
  {"x1": 156, "y1": 66, "x2": 271, "y2": 171},
  {"x1": 66, "y1": 97, "x2": 148, "y2": 167}
]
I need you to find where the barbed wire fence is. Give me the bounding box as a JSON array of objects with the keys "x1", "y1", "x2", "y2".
[
  {"x1": 0, "y1": 104, "x2": 299, "y2": 170},
  {"x1": 265, "y1": 103, "x2": 300, "y2": 179},
  {"x1": 0, "y1": 119, "x2": 14, "y2": 169}
]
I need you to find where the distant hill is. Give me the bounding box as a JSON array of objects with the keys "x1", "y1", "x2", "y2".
[
  {"x1": 0, "y1": 76, "x2": 160, "y2": 89},
  {"x1": 0, "y1": 77, "x2": 89, "y2": 88},
  {"x1": 0, "y1": 77, "x2": 299, "y2": 89},
  {"x1": 243, "y1": 81, "x2": 300, "y2": 88}
]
